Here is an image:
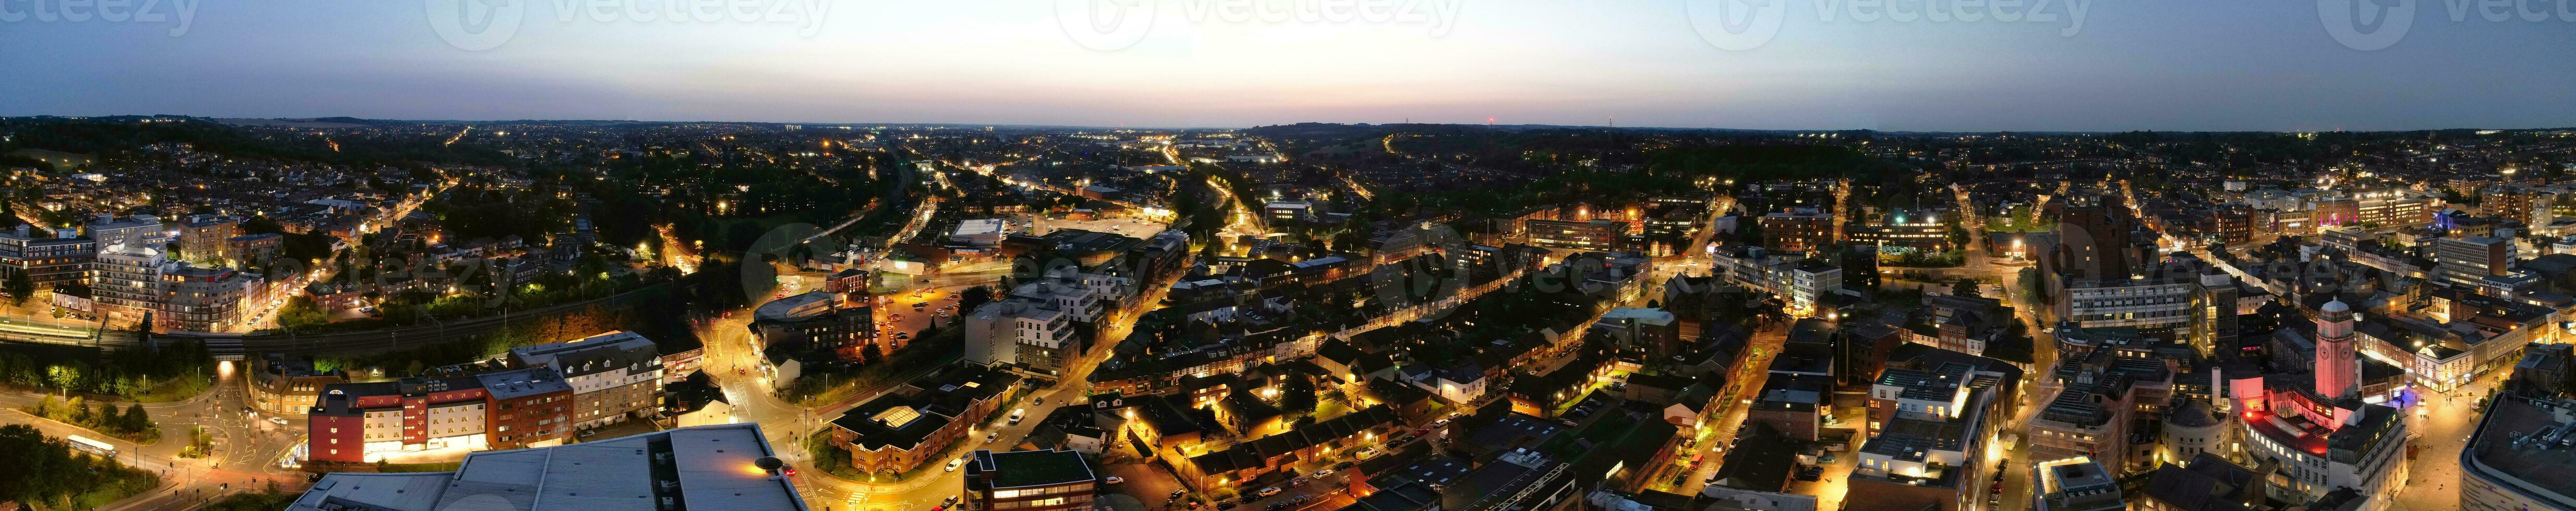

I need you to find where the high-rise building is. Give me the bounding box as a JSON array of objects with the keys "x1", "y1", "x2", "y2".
[
  {"x1": 90, "y1": 242, "x2": 165, "y2": 323},
  {"x1": 158, "y1": 262, "x2": 250, "y2": 332},
  {"x1": 176, "y1": 215, "x2": 239, "y2": 262},
  {"x1": 2048, "y1": 199, "x2": 2142, "y2": 282},
  {"x1": 1759, "y1": 209, "x2": 1836, "y2": 254},
  {"x1": 2437, "y1": 235, "x2": 2515, "y2": 284}
]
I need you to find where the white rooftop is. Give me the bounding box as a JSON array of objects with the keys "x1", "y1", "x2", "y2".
[{"x1": 288, "y1": 423, "x2": 807, "y2": 511}]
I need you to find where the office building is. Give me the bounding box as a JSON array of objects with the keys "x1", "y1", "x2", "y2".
[
  {"x1": 2438, "y1": 235, "x2": 2515, "y2": 285},
  {"x1": 1266, "y1": 201, "x2": 1316, "y2": 225},
  {"x1": 1759, "y1": 209, "x2": 1836, "y2": 254},
  {"x1": 961, "y1": 448, "x2": 1098, "y2": 511},
  {"x1": 2046, "y1": 199, "x2": 2143, "y2": 282},
  {"x1": 2032, "y1": 457, "x2": 2124, "y2": 511},
  {"x1": 1847, "y1": 210, "x2": 1951, "y2": 251},
  {"x1": 2461, "y1": 396, "x2": 2576, "y2": 510},
  {"x1": 752, "y1": 290, "x2": 879, "y2": 355},
  {"x1": 2357, "y1": 196, "x2": 2434, "y2": 229},
  {"x1": 1524, "y1": 218, "x2": 1627, "y2": 251}
]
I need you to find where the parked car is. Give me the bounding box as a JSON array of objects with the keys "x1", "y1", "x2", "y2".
[
  {"x1": 1257, "y1": 487, "x2": 1283, "y2": 497},
  {"x1": 1310, "y1": 469, "x2": 1335, "y2": 478},
  {"x1": 1217, "y1": 503, "x2": 1238, "y2": 510},
  {"x1": 946, "y1": 458, "x2": 964, "y2": 472},
  {"x1": 1335, "y1": 461, "x2": 1355, "y2": 470},
  {"x1": 1354, "y1": 448, "x2": 1382, "y2": 460},
  {"x1": 1171, "y1": 490, "x2": 1190, "y2": 500},
  {"x1": 1266, "y1": 503, "x2": 1288, "y2": 511},
  {"x1": 1104, "y1": 476, "x2": 1126, "y2": 484},
  {"x1": 1290, "y1": 477, "x2": 1310, "y2": 487}
]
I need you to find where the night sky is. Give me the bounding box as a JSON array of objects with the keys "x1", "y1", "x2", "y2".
[{"x1": 2, "y1": 1, "x2": 2569, "y2": 131}]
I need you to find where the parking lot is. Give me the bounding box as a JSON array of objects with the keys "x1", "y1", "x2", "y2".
[
  {"x1": 1035, "y1": 216, "x2": 1167, "y2": 237},
  {"x1": 1106, "y1": 418, "x2": 1456, "y2": 511}
]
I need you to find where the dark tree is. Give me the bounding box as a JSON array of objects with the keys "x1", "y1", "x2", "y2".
[
  {"x1": 958, "y1": 286, "x2": 996, "y2": 313},
  {"x1": 3, "y1": 272, "x2": 31, "y2": 306},
  {"x1": 120, "y1": 404, "x2": 151, "y2": 434},
  {"x1": 1279, "y1": 374, "x2": 1318, "y2": 416}
]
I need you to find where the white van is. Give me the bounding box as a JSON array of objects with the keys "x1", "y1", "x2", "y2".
[{"x1": 1009, "y1": 408, "x2": 1027, "y2": 424}]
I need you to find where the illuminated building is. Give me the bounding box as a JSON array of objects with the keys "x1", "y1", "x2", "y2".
[{"x1": 961, "y1": 449, "x2": 1098, "y2": 511}]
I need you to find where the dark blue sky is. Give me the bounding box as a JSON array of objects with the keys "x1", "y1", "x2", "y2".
[{"x1": 1, "y1": 1, "x2": 2569, "y2": 131}]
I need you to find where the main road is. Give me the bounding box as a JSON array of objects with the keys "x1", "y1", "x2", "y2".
[{"x1": 0, "y1": 360, "x2": 311, "y2": 510}]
